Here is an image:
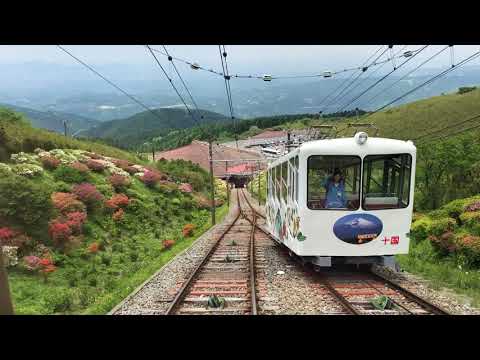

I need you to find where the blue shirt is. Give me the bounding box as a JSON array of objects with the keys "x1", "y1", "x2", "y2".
[{"x1": 323, "y1": 179, "x2": 347, "y2": 208}]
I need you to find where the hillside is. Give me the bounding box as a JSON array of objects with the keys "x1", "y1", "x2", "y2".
[
  {"x1": 81, "y1": 108, "x2": 229, "y2": 149},
  {"x1": 0, "y1": 103, "x2": 100, "y2": 135},
  {"x1": 0, "y1": 107, "x2": 139, "y2": 163}
]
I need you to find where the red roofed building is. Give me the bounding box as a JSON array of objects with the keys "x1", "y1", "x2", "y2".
[{"x1": 153, "y1": 140, "x2": 265, "y2": 178}]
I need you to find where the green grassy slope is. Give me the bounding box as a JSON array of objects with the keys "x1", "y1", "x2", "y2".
[{"x1": 0, "y1": 107, "x2": 140, "y2": 163}]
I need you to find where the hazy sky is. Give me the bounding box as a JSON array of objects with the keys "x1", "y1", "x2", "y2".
[{"x1": 2, "y1": 45, "x2": 479, "y2": 75}]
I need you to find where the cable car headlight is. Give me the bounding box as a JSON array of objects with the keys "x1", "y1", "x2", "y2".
[{"x1": 355, "y1": 132, "x2": 368, "y2": 145}]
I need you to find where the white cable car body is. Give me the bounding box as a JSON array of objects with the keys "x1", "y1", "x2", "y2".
[
  {"x1": 263, "y1": 74, "x2": 272, "y2": 81},
  {"x1": 264, "y1": 133, "x2": 416, "y2": 268}
]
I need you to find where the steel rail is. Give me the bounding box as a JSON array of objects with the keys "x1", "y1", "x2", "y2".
[{"x1": 165, "y1": 199, "x2": 241, "y2": 315}]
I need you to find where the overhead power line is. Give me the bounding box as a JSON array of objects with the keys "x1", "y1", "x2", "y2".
[
  {"x1": 145, "y1": 45, "x2": 201, "y2": 127},
  {"x1": 57, "y1": 45, "x2": 165, "y2": 122},
  {"x1": 336, "y1": 45, "x2": 428, "y2": 113},
  {"x1": 363, "y1": 49, "x2": 480, "y2": 120},
  {"x1": 362, "y1": 45, "x2": 450, "y2": 108}
]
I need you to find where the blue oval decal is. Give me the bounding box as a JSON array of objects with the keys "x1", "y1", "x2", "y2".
[{"x1": 333, "y1": 214, "x2": 383, "y2": 245}]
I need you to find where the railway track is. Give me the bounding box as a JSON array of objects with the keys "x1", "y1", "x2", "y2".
[
  {"x1": 238, "y1": 189, "x2": 450, "y2": 315},
  {"x1": 165, "y1": 189, "x2": 272, "y2": 315}
]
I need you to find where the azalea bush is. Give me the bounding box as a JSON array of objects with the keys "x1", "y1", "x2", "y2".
[
  {"x1": 140, "y1": 170, "x2": 162, "y2": 187},
  {"x1": 162, "y1": 239, "x2": 175, "y2": 250},
  {"x1": 40, "y1": 156, "x2": 61, "y2": 170},
  {"x1": 86, "y1": 159, "x2": 105, "y2": 172},
  {"x1": 11, "y1": 163, "x2": 44, "y2": 177},
  {"x1": 51, "y1": 192, "x2": 86, "y2": 214},
  {"x1": 182, "y1": 223, "x2": 195, "y2": 237},
  {"x1": 0, "y1": 227, "x2": 32, "y2": 250},
  {"x1": 105, "y1": 194, "x2": 130, "y2": 210},
  {"x1": 72, "y1": 183, "x2": 104, "y2": 209},
  {"x1": 108, "y1": 174, "x2": 131, "y2": 191},
  {"x1": 48, "y1": 220, "x2": 73, "y2": 248}
]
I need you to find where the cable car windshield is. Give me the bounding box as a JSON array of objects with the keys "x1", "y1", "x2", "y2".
[
  {"x1": 362, "y1": 154, "x2": 412, "y2": 210},
  {"x1": 307, "y1": 155, "x2": 361, "y2": 210}
]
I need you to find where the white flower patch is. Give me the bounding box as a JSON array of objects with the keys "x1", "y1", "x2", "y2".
[
  {"x1": 134, "y1": 172, "x2": 145, "y2": 178},
  {"x1": 2, "y1": 246, "x2": 19, "y2": 267},
  {"x1": 10, "y1": 152, "x2": 40, "y2": 164},
  {"x1": 11, "y1": 163, "x2": 44, "y2": 177},
  {"x1": 34, "y1": 148, "x2": 45, "y2": 154},
  {"x1": 49, "y1": 149, "x2": 78, "y2": 164},
  {"x1": 108, "y1": 166, "x2": 130, "y2": 177}
]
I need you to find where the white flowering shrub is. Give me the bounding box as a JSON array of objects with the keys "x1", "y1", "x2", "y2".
[
  {"x1": 108, "y1": 166, "x2": 130, "y2": 177},
  {"x1": 11, "y1": 163, "x2": 44, "y2": 177},
  {"x1": 49, "y1": 149, "x2": 78, "y2": 164},
  {"x1": 2, "y1": 246, "x2": 19, "y2": 267},
  {"x1": 11, "y1": 152, "x2": 40, "y2": 164},
  {"x1": 134, "y1": 172, "x2": 145, "y2": 178}
]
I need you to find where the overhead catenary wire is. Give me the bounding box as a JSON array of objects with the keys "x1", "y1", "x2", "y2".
[
  {"x1": 362, "y1": 45, "x2": 450, "y2": 108},
  {"x1": 414, "y1": 113, "x2": 480, "y2": 144},
  {"x1": 145, "y1": 45, "x2": 201, "y2": 127},
  {"x1": 362, "y1": 49, "x2": 480, "y2": 120},
  {"x1": 218, "y1": 45, "x2": 238, "y2": 147},
  {"x1": 57, "y1": 45, "x2": 166, "y2": 122},
  {"x1": 162, "y1": 45, "x2": 204, "y2": 122},
  {"x1": 322, "y1": 46, "x2": 390, "y2": 112},
  {"x1": 335, "y1": 45, "x2": 428, "y2": 113},
  {"x1": 418, "y1": 118, "x2": 480, "y2": 145}
]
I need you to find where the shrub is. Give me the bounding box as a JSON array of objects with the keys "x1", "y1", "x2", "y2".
[
  {"x1": 42, "y1": 289, "x2": 71, "y2": 313},
  {"x1": 70, "y1": 162, "x2": 89, "y2": 173},
  {"x1": 85, "y1": 152, "x2": 104, "y2": 160},
  {"x1": 179, "y1": 183, "x2": 193, "y2": 193},
  {"x1": 124, "y1": 166, "x2": 139, "y2": 175},
  {"x1": 87, "y1": 242, "x2": 100, "y2": 254},
  {"x1": 39, "y1": 259, "x2": 57, "y2": 283},
  {"x1": 442, "y1": 199, "x2": 467, "y2": 224},
  {"x1": 65, "y1": 212, "x2": 87, "y2": 235},
  {"x1": 429, "y1": 218, "x2": 456, "y2": 237},
  {"x1": 86, "y1": 159, "x2": 105, "y2": 172},
  {"x1": 51, "y1": 192, "x2": 86, "y2": 214},
  {"x1": 2, "y1": 246, "x2": 19, "y2": 267},
  {"x1": 53, "y1": 165, "x2": 89, "y2": 183},
  {"x1": 456, "y1": 235, "x2": 480, "y2": 266},
  {"x1": 11, "y1": 163, "x2": 44, "y2": 177},
  {"x1": 0, "y1": 228, "x2": 32, "y2": 249},
  {"x1": 141, "y1": 171, "x2": 162, "y2": 187},
  {"x1": 162, "y1": 239, "x2": 175, "y2": 250},
  {"x1": 105, "y1": 194, "x2": 130, "y2": 210},
  {"x1": 112, "y1": 208, "x2": 124, "y2": 222},
  {"x1": 465, "y1": 201, "x2": 480, "y2": 212},
  {"x1": 182, "y1": 223, "x2": 195, "y2": 237},
  {"x1": 108, "y1": 174, "x2": 131, "y2": 191},
  {"x1": 48, "y1": 220, "x2": 73, "y2": 248},
  {"x1": 40, "y1": 155, "x2": 61, "y2": 170},
  {"x1": 72, "y1": 183, "x2": 104, "y2": 208},
  {"x1": 0, "y1": 175, "x2": 53, "y2": 227}
]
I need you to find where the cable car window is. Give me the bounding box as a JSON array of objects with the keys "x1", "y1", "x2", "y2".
[
  {"x1": 295, "y1": 156, "x2": 299, "y2": 202},
  {"x1": 362, "y1": 154, "x2": 412, "y2": 210},
  {"x1": 275, "y1": 166, "x2": 280, "y2": 202},
  {"x1": 307, "y1": 155, "x2": 361, "y2": 210}
]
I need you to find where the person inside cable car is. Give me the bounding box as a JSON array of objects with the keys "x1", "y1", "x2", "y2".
[{"x1": 322, "y1": 168, "x2": 347, "y2": 208}]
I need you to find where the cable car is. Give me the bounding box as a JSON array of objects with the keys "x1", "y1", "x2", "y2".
[
  {"x1": 265, "y1": 132, "x2": 416, "y2": 269},
  {"x1": 323, "y1": 71, "x2": 332, "y2": 78},
  {"x1": 263, "y1": 74, "x2": 273, "y2": 82},
  {"x1": 190, "y1": 62, "x2": 200, "y2": 70},
  {"x1": 403, "y1": 51, "x2": 413, "y2": 58}
]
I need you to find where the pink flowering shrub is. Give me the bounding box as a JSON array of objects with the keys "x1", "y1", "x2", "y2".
[
  {"x1": 86, "y1": 159, "x2": 106, "y2": 172},
  {"x1": 108, "y1": 174, "x2": 131, "y2": 191},
  {"x1": 72, "y1": 183, "x2": 104, "y2": 208},
  {"x1": 179, "y1": 183, "x2": 193, "y2": 193},
  {"x1": 41, "y1": 156, "x2": 61, "y2": 170},
  {"x1": 140, "y1": 171, "x2": 162, "y2": 187}
]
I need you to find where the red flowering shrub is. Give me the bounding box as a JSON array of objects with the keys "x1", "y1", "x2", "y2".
[
  {"x1": 41, "y1": 156, "x2": 61, "y2": 170},
  {"x1": 162, "y1": 239, "x2": 175, "y2": 249},
  {"x1": 140, "y1": 171, "x2": 162, "y2": 187},
  {"x1": 112, "y1": 208, "x2": 124, "y2": 222},
  {"x1": 65, "y1": 211, "x2": 87, "y2": 234},
  {"x1": 70, "y1": 162, "x2": 89, "y2": 173},
  {"x1": 429, "y1": 232, "x2": 457, "y2": 253},
  {"x1": 105, "y1": 194, "x2": 130, "y2": 210},
  {"x1": 179, "y1": 183, "x2": 193, "y2": 193},
  {"x1": 48, "y1": 220, "x2": 72, "y2": 248},
  {"x1": 51, "y1": 192, "x2": 86, "y2": 214},
  {"x1": 88, "y1": 242, "x2": 100, "y2": 254},
  {"x1": 38, "y1": 258, "x2": 56, "y2": 282},
  {"x1": 86, "y1": 159, "x2": 106, "y2": 172},
  {"x1": 182, "y1": 223, "x2": 195, "y2": 237},
  {"x1": 0, "y1": 227, "x2": 15, "y2": 242},
  {"x1": 72, "y1": 183, "x2": 104, "y2": 208},
  {"x1": 108, "y1": 174, "x2": 131, "y2": 190}
]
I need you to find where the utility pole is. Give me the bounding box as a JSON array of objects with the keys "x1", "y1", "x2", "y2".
[
  {"x1": 151, "y1": 143, "x2": 155, "y2": 163},
  {"x1": 208, "y1": 140, "x2": 216, "y2": 225},
  {"x1": 0, "y1": 250, "x2": 14, "y2": 315},
  {"x1": 63, "y1": 120, "x2": 68, "y2": 137}
]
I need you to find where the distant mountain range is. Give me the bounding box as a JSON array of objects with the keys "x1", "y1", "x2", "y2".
[
  {"x1": 79, "y1": 108, "x2": 229, "y2": 148},
  {"x1": 0, "y1": 103, "x2": 100, "y2": 135}
]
